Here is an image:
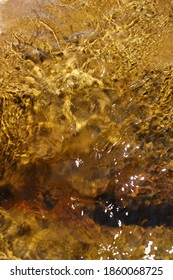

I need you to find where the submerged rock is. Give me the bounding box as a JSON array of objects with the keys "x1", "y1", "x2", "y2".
[{"x1": 0, "y1": 0, "x2": 173, "y2": 259}]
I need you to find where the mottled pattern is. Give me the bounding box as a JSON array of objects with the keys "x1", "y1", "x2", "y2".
[{"x1": 0, "y1": 0, "x2": 173, "y2": 259}]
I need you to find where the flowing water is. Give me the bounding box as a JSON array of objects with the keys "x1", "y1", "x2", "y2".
[{"x1": 0, "y1": 0, "x2": 173, "y2": 259}]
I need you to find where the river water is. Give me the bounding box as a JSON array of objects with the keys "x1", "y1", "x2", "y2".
[{"x1": 0, "y1": 0, "x2": 173, "y2": 259}]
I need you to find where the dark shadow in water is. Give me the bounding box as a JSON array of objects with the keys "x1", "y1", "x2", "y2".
[
  {"x1": 92, "y1": 191, "x2": 173, "y2": 227},
  {"x1": 0, "y1": 185, "x2": 14, "y2": 202},
  {"x1": 1, "y1": 186, "x2": 172, "y2": 227}
]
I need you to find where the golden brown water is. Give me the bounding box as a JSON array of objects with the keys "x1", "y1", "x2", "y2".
[{"x1": 0, "y1": 0, "x2": 173, "y2": 259}]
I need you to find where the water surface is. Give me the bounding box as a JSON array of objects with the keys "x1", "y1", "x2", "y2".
[{"x1": 0, "y1": 0, "x2": 173, "y2": 260}]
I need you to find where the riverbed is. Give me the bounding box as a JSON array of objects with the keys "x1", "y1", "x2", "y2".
[{"x1": 0, "y1": 0, "x2": 173, "y2": 260}]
